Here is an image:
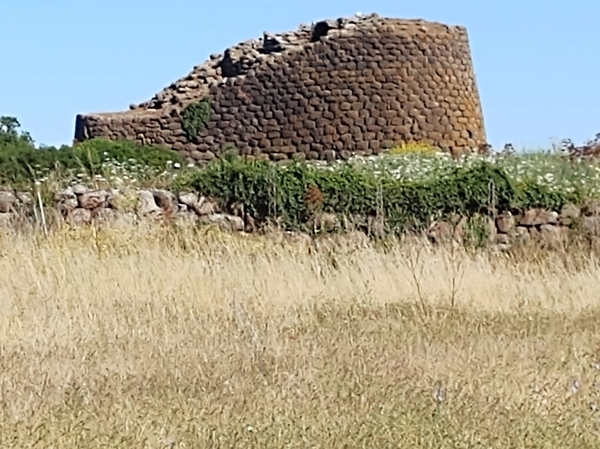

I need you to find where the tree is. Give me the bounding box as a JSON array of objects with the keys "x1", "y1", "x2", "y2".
[{"x1": 0, "y1": 116, "x2": 34, "y2": 146}]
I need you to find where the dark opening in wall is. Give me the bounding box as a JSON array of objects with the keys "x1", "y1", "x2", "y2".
[
  {"x1": 311, "y1": 21, "x2": 331, "y2": 42},
  {"x1": 217, "y1": 50, "x2": 245, "y2": 78}
]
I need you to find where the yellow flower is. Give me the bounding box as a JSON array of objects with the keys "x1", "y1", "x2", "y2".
[{"x1": 388, "y1": 142, "x2": 438, "y2": 156}]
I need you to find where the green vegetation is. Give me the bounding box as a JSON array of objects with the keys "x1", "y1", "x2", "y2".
[
  {"x1": 173, "y1": 154, "x2": 582, "y2": 234},
  {"x1": 3, "y1": 117, "x2": 600, "y2": 447},
  {"x1": 0, "y1": 116, "x2": 183, "y2": 186},
  {"x1": 180, "y1": 97, "x2": 212, "y2": 141},
  {"x1": 2, "y1": 115, "x2": 599, "y2": 236}
]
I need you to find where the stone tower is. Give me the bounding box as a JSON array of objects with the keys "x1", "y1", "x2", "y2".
[{"x1": 74, "y1": 13, "x2": 487, "y2": 163}]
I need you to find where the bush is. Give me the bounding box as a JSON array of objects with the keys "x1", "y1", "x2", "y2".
[
  {"x1": 388, "y1": 141, "x2": 439, "y2": 155},
  {"x1": 71, "y1": 138, "x2": 184, "y2": 173},
  {"x1": 174, "y1": 155, "x2": 578, "y2": 234},
  {"x1": 0, "y1": 117, "x2": 183, "y2": 185},
  {"x1": 181, "y1": 98, "x2": 212, "y2": 141}
]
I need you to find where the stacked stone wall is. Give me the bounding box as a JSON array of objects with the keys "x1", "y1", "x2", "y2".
[
  {"x1": 74, "y1": 14, "x2": 487, "y2": 163},
  {"x1": 1, "y1": 186, "x2": 600, "y2": 252}
]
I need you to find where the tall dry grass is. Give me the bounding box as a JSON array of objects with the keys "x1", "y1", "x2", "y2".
[{"x1": 1, "y1": 223, "x2": 600, "y2": 447}]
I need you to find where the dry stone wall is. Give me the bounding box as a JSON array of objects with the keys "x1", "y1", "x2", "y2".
[
  {"x1": 74, "y1": 13, "x2": 487, "y2": 163},
  {"x1": 2, "y1": 186, "x2": 600, "y2": 252}
]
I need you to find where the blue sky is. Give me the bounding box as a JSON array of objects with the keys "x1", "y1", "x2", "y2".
[{"x1": 2, "y1": 0, "x2": 598, "y2": 150}]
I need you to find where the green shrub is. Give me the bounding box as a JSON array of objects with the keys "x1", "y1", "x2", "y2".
[
  {"x1": 174, "y1": 155, "x2": 577, "y2": 234},
  {"x1": 512, "y1": 180, "x2": 583, "y2": 212},
  {"x1": 71, "y1": 138, "x2": 183, "y2": 173},
  {"x1": 180, "y1": 98, "x2": 212, "y2": 141},
  {"x1": 0, "y1": 117, "x2": 183, "y2": 186}
]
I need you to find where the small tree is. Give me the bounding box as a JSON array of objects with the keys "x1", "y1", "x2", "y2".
[{"x1": 0, "y1": 116, "x2": 34, "y2": 146}]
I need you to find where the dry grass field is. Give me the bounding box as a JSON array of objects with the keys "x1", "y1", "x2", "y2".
[{"x1": 2, "y1": 223, "x2": 600, "y2": 448}]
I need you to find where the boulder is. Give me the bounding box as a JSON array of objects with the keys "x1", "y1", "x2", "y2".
[
  {"x1": 72, "y1": 184, "x2": 88, "y2": 195},
  {"x1": 205, "y1": 213, "x2": 245, "y2": 232},
  {"x1": 152, "y1": 189, "x2": 178, "y2": 213},
  {"x1": 67, "y1": 208, "x2": 92, "y2": 226},
  {"x1": 367, "y1": 214, "x2": 385, "y2": 237},
  {"x1": 92, "y1": 207, "x2": 118, "y2": 223},
  {"x1": 0, "y1": 212, "x2": 12, "y2": 228},
  {"x1": 428, "y1": 221, "x2": 448, "y2": 243},
  {"x1": 496, "y1": 233, "x2": 510, "y2": 245},
  {"x1": 137, "y1": 190, "x2": 161, "y2": 215},
  {"x1": 315, "y1": 212, "x2": 338, "y2": 232},
  {"x1": 582, "y1": 216, "x2": 600, "y2": 236},
  {"x1": 514, "y1": 226, "x2": 531, "y2": 241},
  {"x1": 15, "y1": 191, "x2": 33, "y2": 206},
  {"x1": 56, "y1": 187, "x2": 78, "y2": 214},
  {"x1": 495, "y1": 212, "x2": 514, "y2": 233},
  {"x1": 78, "y1": 190, "x2": 108, "y2": 210},
  {"x1": 560, "y1": 203, "x2": 581, "y2": 225},
  {"x1": 194, "y1": 196, "x2": 219, "y2": 216},
  {"x1": 519, "y1": 208, "x2": 559, "y2": 227},
  {"x1": 178, "y1": 192, "x2": 219, "y2": 216},
  {"x1": 582, "y1": 200, "x2": 600, "y2": 217},
  {"x1": 0, "y1": 190, "x2": 17, "y2": 213}
]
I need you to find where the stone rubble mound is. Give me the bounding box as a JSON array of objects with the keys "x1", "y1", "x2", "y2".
[{"x1": 130, "y1": 13, "x2": 428, "y2": 112}]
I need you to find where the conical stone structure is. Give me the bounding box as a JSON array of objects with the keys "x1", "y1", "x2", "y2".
[{"x1": 74, "y1": 13, "x2": 487, "y2": 163}]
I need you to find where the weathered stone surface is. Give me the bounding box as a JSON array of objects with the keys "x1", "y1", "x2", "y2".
[
  {"x1": 582, "y1": 200, "x2": 600, "y2": 217},
  {"x1": 519, "y1": 209, "x2": 559, "y2": 227},
  {"x1": 314, "y1": 212, "x2": 338, "y2": 232},
  {"x1": 175, "y1": 211, "x2": 200, "y2": 225},
  {"x1": 92, "y1": 207, "x2": 118, "y2": 223},
  {"x1": 367, "y1": 214, "x2": 385, "y2": 237},
  {"x1": 179, "y1": 192, "x2": 219, "y2": 216},
  {"x1": 582, "y1": 216, "x2": 600, "y2": 236},
  {"x1": 78, "y1": 190, "x2": 108, "y2": 210},
  {"x1": 205, "y1": 213, "x2": 245, "y2": 232},
  {"x1": 194, "y1": 197, "x2": 219, "y2": 216},
  {"x1": 515, "y1": 226, "x2": 531, "y2": 241},
  {"x1": 56, "y1": 187, "x2": 79, "y2": 213},
  {"x1": 72, "y1": 184, "x2": 88, "y2": 195},
  {"x1": 74, "y1": 15, "x2": 487, "y2": 161},
  {"x1": 495, "y1": 233, "x2": 510, "y2": 245},
  {"x1": 0, "y1": 212, "x2": 12, "y2": 227},
  {"x1": 3, "y1": 183, "x2": 600, "y2": 253},
  {"x1": 535, "y1": 210, "x2": 559, "y2": 226},
  {"x1": 178, "y1": 192, "x2": 199, "y2": 209},
  {"x1": 0, "y1": 191, "x2": 17, "y2": 213},
  {"x1": 152, "y1": 189, "x2": 178, "y2": 212},
  {"x1": 426, "y1": 219, "x2": 465, "y2": 243},
  {"x1": 496, "y1": 212, "x2": 514, "y2": 234},
  {"x1": 67, "y1": 208, "x2": 92, "y2": 226},
  {"x1": 15, "y1": 191, "x2": 33, "y2": 205},
  {"x1": 138, "y1": 190, "x2": 161, "y2": 215},
  {"x1": 560, "y1": 203, "x2": 581, "y2": 225},
  {"x1": 540, "y1": 224, "x2": 563, "y2": 244}
]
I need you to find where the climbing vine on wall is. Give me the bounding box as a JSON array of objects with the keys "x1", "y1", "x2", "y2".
[{"x1": 180, "y1": 97, "x2": 213, "y2": 141}]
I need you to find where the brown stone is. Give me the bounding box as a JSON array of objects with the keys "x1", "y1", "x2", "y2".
[
  {"x1": 78, "y1": 190, "x2": 108, "y2": 210},
  {"x1": 582, "y1": 200, "x2": 600, "y2": 217},
  {"x1": 67, "y1": 208, "x2": 92, "y2": 226},
  {"x1": 495, "y1": 212, "x2": 514, "y2": 233},
  {"x1": 204, "y1": 213, "x2": 245, "y2": 232},
  {"x1": 540, "y1": 224, "x2": 563, "y2": 244},
  {"x1": 137, "y1": 190, "x2": 161, "y2": 216},
  {"x1": 0, "y1": 191, "x2": 16, "y2": 213},
  {"x1": 323, "y1": 150, "x2": 336, "y2": 162},
  {"x1": 495, "y1": 233, "x2": 510, "y2": 245},
  {"x1": 582, "y1": 216, "x2": 600, "y2": 236},
  {"x1": 519, "y1": 208, "x2": 559, "y2": 227},
  {"x1": 74, "y1": 16, "x2": 487, "y2": 161},
  {"x1": 514, "y1": 226, "x2": 531, "y2": 241},
  {"x1": 152, "y1": 189, "x2": 178, "y2": 213},
  {"x1": 560, "y1": 203, "x2": 580, "y2": 226}
]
